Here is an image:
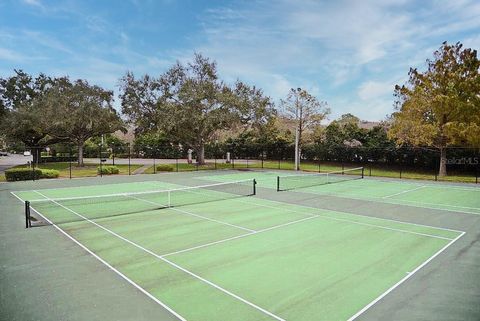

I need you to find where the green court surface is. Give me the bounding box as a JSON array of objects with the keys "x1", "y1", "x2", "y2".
[
  {"x1": 199, "y1": 171, "x2": 480, "y2": 215},
  {"x1": 9, "y1": 175, "x2": 468, "y2": 321}
]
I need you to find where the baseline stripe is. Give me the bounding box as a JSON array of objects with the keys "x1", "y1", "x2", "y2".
[{"x1": 382, "y1": 185, "x2": 427, "y2": 199}]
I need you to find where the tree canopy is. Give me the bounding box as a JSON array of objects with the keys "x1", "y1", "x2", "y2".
[
  {"x1": 120, "y1": 53, "x2": 274, "y2": 164},
  {"x1": 44, "y1": 79, "x2": 124, "y2": 165},
  {"x1": 0, "y1": 71, "x2": 123, "y2": 165},
  {"x1": 389, "y1": 42, "x2": 480, "y2": 176},
  {"x1": 281, "y1": 87, "x2": 329, "y2": 169}
]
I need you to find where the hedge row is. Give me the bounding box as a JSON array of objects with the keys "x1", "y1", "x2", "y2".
[
  {"x1": 97, "y1": 165, "x2": 119, "y2": 175},
  {"x1": 5, "y1": 168, "x2": 60, "y2": 181},
  {"x1": 156, "y1": 164, "x2": 174, "y2": 172}
]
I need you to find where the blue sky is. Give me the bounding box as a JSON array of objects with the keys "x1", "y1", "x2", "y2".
[{"x1": 1, "y1": 0, "x2": 479, "y2": 121}]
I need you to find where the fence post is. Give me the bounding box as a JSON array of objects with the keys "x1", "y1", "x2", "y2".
[
  {"x1": 153, "y1": 157, "x2": 156, "y2": 174},
  {"x1": 399, "y1": 167, "x2": 402, "y2": 179},
  {"x1": 369, "y1": 167, "x2": 372, "y2": 177},
  {"x1": 476, "y1": 163, "x2": 478, "y2": 184},
  {"x1": 99, "y1": 145, "x2": 103, "y2": 177},
  {"x1": 32, "y1": 149, "x2": 36, "y2": 182},
  {"x1": 176, "y1": 157, "x2": 179, "y2": 172},
  {"x1": 69, "y1": 146, "x2": 72, "y2": 179},
  {"x1": 128, "y1": 144, "x2": 131, "y2": 175},
  {"x1": 318, "y1": 160, "x2": 321, "y2": 173}
]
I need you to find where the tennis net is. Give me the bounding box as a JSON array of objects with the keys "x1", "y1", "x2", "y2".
[
  {"x1": 25, "y1": 179, "x2": 256, "y2": 227},
  {"x1": 276, "y1": 167, "x2": 364, "y2": 191}
]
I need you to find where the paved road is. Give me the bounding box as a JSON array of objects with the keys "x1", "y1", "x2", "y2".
[
  {"x1": 83, "y1": 158, "x2": 255, "y2": 165},
  {"x1": 0, "y1": 154, "x2": 32, "y2": 173},
  {"x1": 0, "y1": 156, "x2": 255, "y2": 172}
]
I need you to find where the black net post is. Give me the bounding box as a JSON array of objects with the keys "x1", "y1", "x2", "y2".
[
  {"x1": 25, "y1": 201, "x2": 31, "y2": 228},
  {"x1": 253, "y1": 179, "x2": 257, "y2": 195},
  {"x1": 361, "y1": 167, "x2": 364, "y2": 178},
  {"x1": 277, "y1": 176, "x2": 280, "y2": 192}
]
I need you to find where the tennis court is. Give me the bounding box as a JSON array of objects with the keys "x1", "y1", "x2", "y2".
[
  {"x1": 200, "y1": 169, "x2": 480, "y2": 215},
  {"x1": 8, "y1": 169, "x2": 474, "y2": 321}
]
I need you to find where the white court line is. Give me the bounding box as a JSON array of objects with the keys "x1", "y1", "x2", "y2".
[
  {"x1": 162, "y1": 202, "x2": 454, "y2": 258},
  {"x1": 162, "y1": 216, "x2": 318, "y2": 257},
  {"x1": 350, "y1": 193, "x2": 480, "y2": 214},
  {"x1": 10, "y1": 192, "x2": 187, "y2": 321},
  {"x1": 382, "y1": 185, "x2": 427, "y2": 199},
  {"x1": 368, "y1": 179, "x2": 480, "y2": 192},
  {"x1": 346, "y1": 231, "x2": 466, "y2": 321},
  {"x1": 227, "y1": 198, "x2": 460, "y2": 239},
  {"x1": 25, "y1": 179, "x2": 254, "y2": 203},
  {"x1": 31, "y1": 190, "x2": 285, "y2": 321},
  {"x1": 127, "y1": 195, "x2": 256, "y2": 233},
  {"x1": 166, "y1": 185, "x2": 458, "y2": 240},
  {"x1": 286, "y1": 185, "x2": 480, "y2": 215}
]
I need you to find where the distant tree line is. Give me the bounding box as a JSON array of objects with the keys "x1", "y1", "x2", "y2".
[{"x1": 1, "y1": 42, "x2": 479, "y2": 176}]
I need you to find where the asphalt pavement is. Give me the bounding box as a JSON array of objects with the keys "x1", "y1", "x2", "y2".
[{"x1": 0, "y1": 154, "x2": 32, "y2": 173}]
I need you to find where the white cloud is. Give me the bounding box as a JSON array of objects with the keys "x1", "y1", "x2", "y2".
[
  {"x1": 0, "y1": 48, "x2": 24, "y2": 61},
  {"x1": 358, "y1": 81, "x2": 395, "y2": 101},
  {"x1": 23, "y1": 0, "x2": 42, "y2": 7}
]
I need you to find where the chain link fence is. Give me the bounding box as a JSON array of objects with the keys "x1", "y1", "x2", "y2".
[{"x1": 11, "y1": 143, "x2": 479, "y2": 184}]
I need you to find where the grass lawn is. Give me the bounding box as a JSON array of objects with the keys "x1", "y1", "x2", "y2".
[
  {"x1": 1, "y1": 159, "x2": 476, "y2": 184},
  {"x1": 143, "y1": 161, "x2": 250, "y2": 174},
  {"x1": 4, "y1": 162, "x2": 143, "y2": 179},
  {"x1": 260, "y1": 160, "x2": 479, "y2": 184}
]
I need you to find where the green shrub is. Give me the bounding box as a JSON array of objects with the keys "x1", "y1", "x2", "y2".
[
  {"x1": 4, "y1": 168, "x2": 60, "y2": 181},
  {"x1": 156, "y1": 164, "x2": 174, "y2": 172},
  {"x1": 5, "y1": 168, "x2": 42, "y2": 181},
  {"x1": 98, "y1": 165, "x2": 119, "y2": 175},
  {"x1": 40, "y1": 169, "x2": 60, "y2": 179}
]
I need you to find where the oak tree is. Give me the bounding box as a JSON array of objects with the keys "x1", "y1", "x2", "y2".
[{"x1": 389, "y1": 42, "x2": 480, "y2": 176}]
